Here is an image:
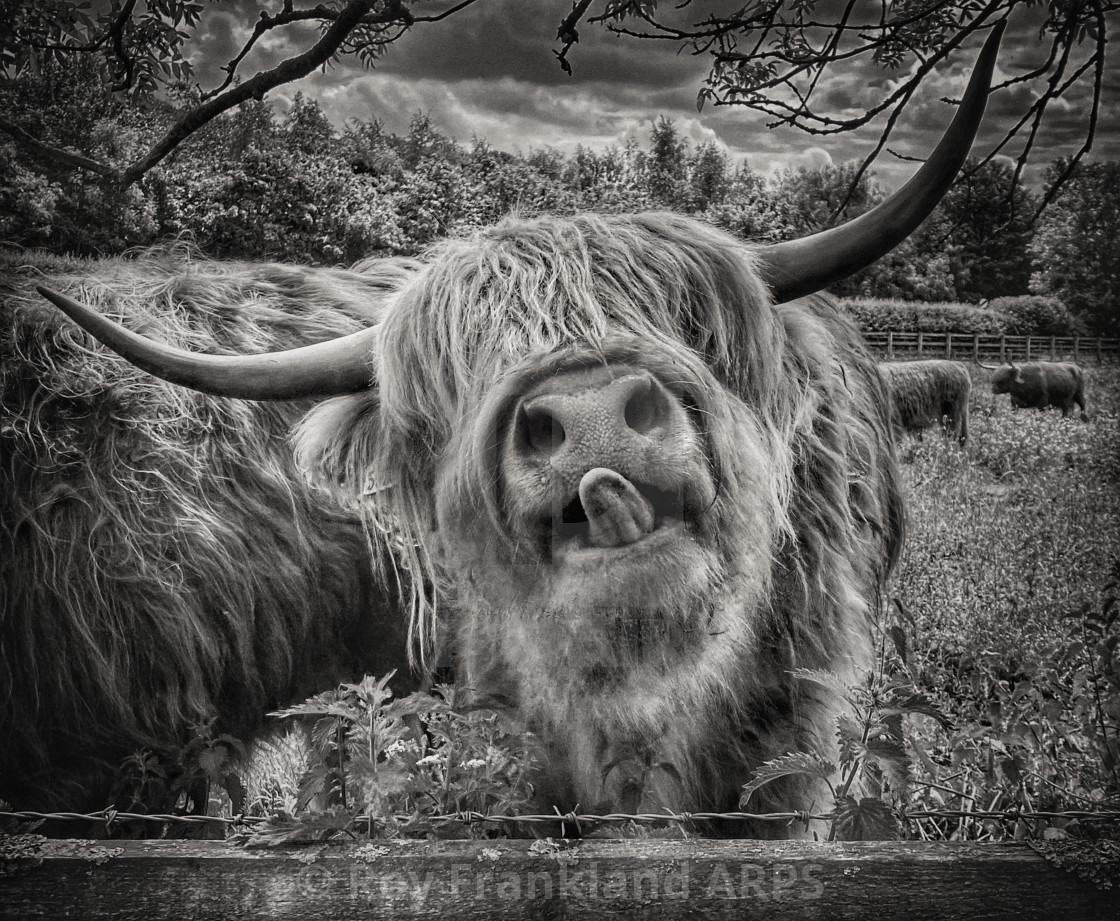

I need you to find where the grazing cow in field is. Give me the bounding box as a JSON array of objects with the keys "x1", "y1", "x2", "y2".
[
  {"x1": 879, "y1": 359, "x2": 972, "y2": 444},
  {"x1": 12, "y1": 28, "x2": 1002, "y2": 832},
  {"x1": 986, "y1": 361, "x2": 1089, "y2": 420}
]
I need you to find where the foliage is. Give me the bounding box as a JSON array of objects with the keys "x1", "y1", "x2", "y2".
[
  {"x1": 0, "y1": 55, "x2": 163, "y2": 251},
  {"x1": 839, "y1": 298, "x2": 1010, "y2": 335},
  {"x1": 1029, "y1": 161, "x2": 1120, "y2": 336},
  {"x1": 0, "y1": 0, "x2": 429, "y2": 184},
  {"x1": 2, "y1": 0, "x2": 1110, "y2": 201},
  {"x1": 988, "y1": 295, "x2": 1087, "y2": 338},
  {"x1": 1, "y1": 0, "x2": 203, "y2": 98},
  {"x1": 107, "y1": 718, "x2": 247, "y2": 837},
  {"x1": 146, "y1": 97, "x2": 407, "y2": 262},
  {"x1": 646, "y1": 116, "x2": 688, "y2": 208},
  {"x1": 737, "y1": 365, "x2": 1120, "y2": 842},
  {"x1": 918, "y1": 158, "x2": 1037, "y2": 303},
  {"x1": 607, "y1": 0, "x2": 1111, "y2": 205},
  {"x1": 234, "y1": 673, "x2": 542, "y2": 843},
  {"x1": 6, "y1": 55, "x2": 1117, "y2": 306}
]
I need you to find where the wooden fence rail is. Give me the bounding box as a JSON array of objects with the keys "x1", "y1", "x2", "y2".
[
  {"x1": 1, "y1": 838, "x2": 1116, "y2": 921},
  {"x1": 862, "y1": 332, "x2": 1120, "y2": 363}
]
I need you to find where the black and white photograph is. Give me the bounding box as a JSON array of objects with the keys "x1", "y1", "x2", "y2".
[{"x1": 1, "y1": 1, "x2": 1118, "y2": 917}]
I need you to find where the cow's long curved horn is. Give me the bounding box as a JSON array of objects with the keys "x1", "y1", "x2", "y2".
[
  {"x1": 37, "y1": 286, "x2": 378, "y2": 400},
  {"x1": 760, "y1": 21, "x2": 1005, "y2": 304}
]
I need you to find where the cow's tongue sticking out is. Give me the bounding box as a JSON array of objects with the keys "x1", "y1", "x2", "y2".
[{"x1": 578, "y1": 467, "x2": 655, "y2": 548}]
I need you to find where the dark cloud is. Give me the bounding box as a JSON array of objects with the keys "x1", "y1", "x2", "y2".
[
  {"x1": 378, "y1": 0, "x2": 712, "y2": 89},
  {"x1": 180, "y1": 1, "x2": 1118, "y2": 189}
]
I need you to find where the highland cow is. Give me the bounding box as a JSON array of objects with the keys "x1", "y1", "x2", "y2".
[
  {"x1": 986, "y1": 360, "x2": 1089, "y2": 420},
  {"x1": 0, "y1": 251, "x2": 415, "y2": 811},
  {"x1": 20, "y1": 29, "x2": 1002, "y2": 834},
  {"x1": 879, "y1": 359, "x2": 972, "y2": 444}
]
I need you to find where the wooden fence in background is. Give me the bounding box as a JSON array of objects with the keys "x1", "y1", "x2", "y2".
[{"x1": 863, "y1": 332, "x2": 1120, "y2": 363}]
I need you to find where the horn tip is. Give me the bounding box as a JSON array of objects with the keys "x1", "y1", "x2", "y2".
[
  {"x1": 982, "y1": 19, "x2": 1006, "y2": 58},
  {"x1": 36, "y1": 285, "x2": 74, "y2": 309},
  {"x1": 36, "y1": 285, "x2": 68, "y2": 310}
]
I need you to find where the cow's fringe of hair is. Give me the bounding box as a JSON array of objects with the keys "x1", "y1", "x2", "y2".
[{"x1": 0, "y1": 248, "x2": 417, "y2": 808}]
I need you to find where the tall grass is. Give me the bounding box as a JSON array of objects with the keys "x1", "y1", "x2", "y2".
[{"x1": 896, "y1": 364, "x2": 1119, "y2": 661}]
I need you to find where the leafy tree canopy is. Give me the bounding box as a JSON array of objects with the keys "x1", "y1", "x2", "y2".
[{"x1": 1029, "y1": 159, "x2": 1120, "y2": 334}]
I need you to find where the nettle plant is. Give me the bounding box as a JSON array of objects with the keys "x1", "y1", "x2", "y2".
[
  {"x1": 739, "y1": 603, "x2": 955, "y2": 842},
  {"x1": 742, "y1": 566, "x2": 1120, "y2": 843},
  {"x1": 911, "y1": 564, "x2": 1120, "y2": 834},
  {"x1": 239, "y1": 673, "x2": 542, "y2": 843},
  {"x1": 111, "y1": 716, "x2": 247, "y2": 828}
]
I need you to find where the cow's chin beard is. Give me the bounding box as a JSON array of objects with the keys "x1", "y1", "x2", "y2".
[{"x1": 452, "y1": 524, "x2": 771, "y2": 815}]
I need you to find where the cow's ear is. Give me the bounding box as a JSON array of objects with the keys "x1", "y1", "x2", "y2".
[{"x1": 291, "y1": 392, "x2": 382, "y2": 505}]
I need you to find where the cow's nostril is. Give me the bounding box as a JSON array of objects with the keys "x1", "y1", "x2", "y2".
[
  {"x1": 522, "y1": 406, "x2": 565, "y2": 455},
  {"x1": 623, "y1": 378, "x2": 657, "y2": 434}
]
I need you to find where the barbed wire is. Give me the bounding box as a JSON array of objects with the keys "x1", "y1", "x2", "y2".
[{"x1": 5, "y1": 806, "x2": 1120, "y2": 835}]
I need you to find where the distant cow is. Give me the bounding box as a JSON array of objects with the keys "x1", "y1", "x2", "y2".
[
  {"x1": 986, "y1": 361, "x2": 1089, "y2": 420},
  {"x1": 16, "y1": 27, "x2": 1004, "y2": 833},
  {"x1": 879, "y1": 360, "x2": 971, "y2": 444}
]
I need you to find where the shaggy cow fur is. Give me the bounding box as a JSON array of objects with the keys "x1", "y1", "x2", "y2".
[
  {"x1": 879, "y1": 359, "x2": 972, "y2": 444},
  {"x1": 0, "y1": 248, "x2": 416, "y2": 810},
  {"x1": 293, "y1": 212, "x2": 905, "y2": 836},
  {"x1": 990, "y1": 361, "x2": 1089, "y2": 420}
]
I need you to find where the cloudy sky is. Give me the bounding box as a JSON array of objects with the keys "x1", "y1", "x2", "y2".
[{"x1": 188, "y1": 0, "x2": 1119, "y2": 190}]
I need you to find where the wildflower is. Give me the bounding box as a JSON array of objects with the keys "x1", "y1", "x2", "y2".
[{"x1": 385, "y1": 739, "x2": 419, "y2": 758}]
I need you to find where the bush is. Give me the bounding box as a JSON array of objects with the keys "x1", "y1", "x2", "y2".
[
  {"x1": 988, "y1": 295, "x2": 1087, "y2": 337},
  {"x1": 839, "y1": 297, "x2": 1011, "y2": 334}
]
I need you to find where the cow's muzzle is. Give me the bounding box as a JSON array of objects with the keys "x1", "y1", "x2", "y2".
[{"x1": 501, "y1": 364, "x2": 709, "y2": 555}]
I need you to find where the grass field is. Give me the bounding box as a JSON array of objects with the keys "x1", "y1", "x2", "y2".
[
  {"x1": 895, "y1": 362, "x2": 1118, "y2": 659},
  {"x1": 886, "y1": 362, "x2": 1120, "y2": 836}
]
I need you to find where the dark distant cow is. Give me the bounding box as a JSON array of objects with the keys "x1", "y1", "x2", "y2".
[
  {"x1": 16, "y1": 28, "x2": 1003, "y2": 833},
  {"x1": 879, "y1": 360, "x2": 972, "y2": 444},
  {"x1": 986, "y1": 360, "x2": 1089, "y2": 420}
]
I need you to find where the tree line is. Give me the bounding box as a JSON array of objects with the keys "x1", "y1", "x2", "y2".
[{"x1": 1, "y1": 59, "x2": 1117, "y2": 335}]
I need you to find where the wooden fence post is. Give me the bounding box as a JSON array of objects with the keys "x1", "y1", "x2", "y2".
[
  {"x1": 887, "y1": 332, "x2": 894, "y2": 361},
  {"x1": 973, "y1": 334, "x2": 979, "y2": 361},
  {"x1": 1000, "y1": 336, "x2": 1006, "y2": 363},
  {"x1": 1074, "y1": 337, "x2": 1080, "y2": 362},
  {"x1": 917, "y1": 332, "x2": 924, "y2": 358},
  {"x1": 946, "y1": 334, "x2": 952, "y2": 358},
  {"x1": 1049, "y1": 336, "x2": 1056, "y2": 361},
  {"x1": 1026, "y1": 337, "x2": 1032, "y2": 361}
]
